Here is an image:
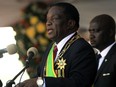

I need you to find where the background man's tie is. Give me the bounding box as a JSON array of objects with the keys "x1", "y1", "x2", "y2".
[{"x1": 96, "y1": 54, "x2": 101, "y2": 67}]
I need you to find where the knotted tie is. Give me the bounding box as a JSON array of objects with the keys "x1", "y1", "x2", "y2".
[
  {"x1": 96, "y1": 54, "x2": 101, "y2": 67},
  {"x1": 53, "y1": 45, "x2": 58, "y2": 61}
]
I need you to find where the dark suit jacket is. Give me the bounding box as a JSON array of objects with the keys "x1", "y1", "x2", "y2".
[
  {"x1": 94, "y1": 43, "x2": 116, "y2": 87},
  {"x1": 38, "y1": 37, "x2": 97, "y2": 87}
]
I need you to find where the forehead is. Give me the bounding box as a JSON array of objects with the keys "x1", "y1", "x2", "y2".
[
  {"x1": 47, "y1": 6, "x2": 65, "y2": 16},
  {"x1": 89, "y1": 22, "x2": 99, "y2": 30}
]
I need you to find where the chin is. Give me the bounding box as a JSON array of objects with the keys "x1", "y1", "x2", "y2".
[
  {"x1": 48, "y1": 36, "x2": 55, "y2": 41},
  {"x1": 91, "y1": 43, "x2": 96, "y2": 47},
  {"x1": 47, "y1": 34, "x2": 53, "y2": 39}
]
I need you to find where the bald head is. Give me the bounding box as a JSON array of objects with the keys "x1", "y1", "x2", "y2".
[{"x1": 90, "y1": 14, "x2": 115, "y2": 34}]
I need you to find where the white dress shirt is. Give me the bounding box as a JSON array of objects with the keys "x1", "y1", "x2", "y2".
[
  {"x1": 98, "y1": 42, "x2": 116, "y2": 69},
  {"x1": 55, "y1": 32, "x2": 75, "y2": 61}
]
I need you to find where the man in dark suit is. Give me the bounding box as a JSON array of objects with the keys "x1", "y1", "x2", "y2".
[
  {"x1": 16, "y1": 2, "x2": 97, "y2": 87},
  {"x1": 89, "y1": 14, "x2": 116, "y2": 87}
]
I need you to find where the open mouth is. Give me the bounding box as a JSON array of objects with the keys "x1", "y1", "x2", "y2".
[{"x1": 47, "y1": 28, "x2": 53, "y2": 34}]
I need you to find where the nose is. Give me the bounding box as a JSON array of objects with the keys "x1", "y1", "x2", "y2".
[
  {"x1": 46, "y1": 19, "x2": 52, "y2": 26},
  {"x1": 90, "y1": 34, "x2": 95, "y2": 40},
  {"x1": 89, "y1": 32, "x2": 95, "y2": 40},
  {"x1": 89, "y1": 31, "x2": 95, "y2": 40}
]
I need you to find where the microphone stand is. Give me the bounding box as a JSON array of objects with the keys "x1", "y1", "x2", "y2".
[
  {"x1": 0, "y1": 53, "x2": 3, "y2": 58},
  {"x1": 5, "y1": 62, "x2": 29, "y2": 87}
]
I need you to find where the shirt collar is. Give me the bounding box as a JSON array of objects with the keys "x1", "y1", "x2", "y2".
[
  {"x1": 55, "y1": 32, "x2": 75, "y2": 54},
  {"x1": 101, "y1": 42, "x2": 116, "y2": 57}
]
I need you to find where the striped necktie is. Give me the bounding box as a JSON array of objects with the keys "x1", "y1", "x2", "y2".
[{"x1": 53, "y1": 45, "x2": 58, "y2": 61}]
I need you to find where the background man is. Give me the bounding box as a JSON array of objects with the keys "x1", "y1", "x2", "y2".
[{"x1": 89, "y1": 14, "x2": 116, "y2": 87}]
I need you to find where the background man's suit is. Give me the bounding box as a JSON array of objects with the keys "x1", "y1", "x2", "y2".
[{"x1": 94, "y1": 43, "x2": 116, "y2": 87}]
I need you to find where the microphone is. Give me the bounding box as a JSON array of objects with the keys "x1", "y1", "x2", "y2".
[
  {"x1": 5, "y1": 47, "x2": 38, "y2": 87},
  {"x1": 26, "y1": 47, "x2": 38, "y2": 66},
  {"x1": 0, "y1": 44, "x2": 17, "y2": 58}
]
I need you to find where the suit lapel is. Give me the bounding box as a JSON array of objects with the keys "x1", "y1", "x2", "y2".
[
  {"x1": 94, "y1": 56, "x2": 109, "y2": 82},
  {"x1": 94, "y1": 43, "x2": 116, "y2": 83}
]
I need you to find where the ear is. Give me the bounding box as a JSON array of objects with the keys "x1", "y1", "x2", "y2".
[{"x1": 67, "y1": 20, "x2": 76, "y2": 30}]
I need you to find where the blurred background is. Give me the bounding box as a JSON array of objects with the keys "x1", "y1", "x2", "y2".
[{"x1": 0, "y1": 0, "x2": 116, "y2": 86}]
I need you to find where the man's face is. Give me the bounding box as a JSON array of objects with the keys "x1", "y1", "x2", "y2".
[
  {"x1": 89, "y1": 22, "x2": 107, "y2": 49},
  {"x1": 46, "y1": 6, "x2": 69, "y2": 43}
]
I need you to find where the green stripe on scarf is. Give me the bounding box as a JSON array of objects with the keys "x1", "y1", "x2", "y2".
[{"x1": 46, "y1": 44, "x2": 57, "y2": 77}]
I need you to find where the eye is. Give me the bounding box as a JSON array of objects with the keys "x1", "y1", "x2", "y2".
[
  {"x1": 94, "y1": 29, "x2": 101, "y2": 32},
  {"x1": 46, "y1": 16, "x2": 60, "y2": 23},
  {"x1": 89, "y1": 29, "x2": 101, "y2": 33},
  {"x1": 52, "y1": 16, "x2": 60, "y2": 21}
]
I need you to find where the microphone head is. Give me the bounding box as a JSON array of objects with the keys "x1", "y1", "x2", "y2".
[
  {"x1": 6, "y1": 44, "x2": 17, "y2": 54},
  {"x1": 27, "y1": 47, "x2": 38, "y2": 58}
]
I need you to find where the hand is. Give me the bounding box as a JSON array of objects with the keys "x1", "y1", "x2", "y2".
[{"x1": 15, "y1": 78, "x2": 38, "y2": 87}]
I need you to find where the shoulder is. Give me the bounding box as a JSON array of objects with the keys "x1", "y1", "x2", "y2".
[
  {"x1": 68, "y1": 38, "x2": 95, "y2": 55},
  {"x1": 73, "y1": 38, "x2": 92, "y2": 49},
  {"x1": 108, "y1": 43, "x2": 116, "y2": 55}
]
